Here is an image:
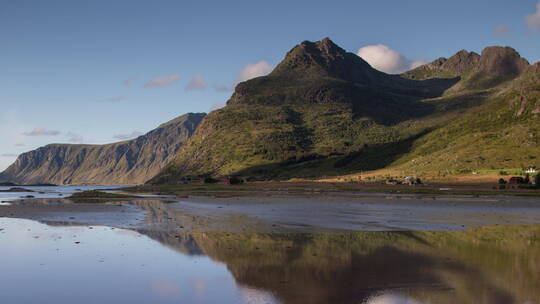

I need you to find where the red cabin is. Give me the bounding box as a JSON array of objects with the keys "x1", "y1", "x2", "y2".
[{"x1": 508, "y1": 177, "x2": 525, "y2": 185}]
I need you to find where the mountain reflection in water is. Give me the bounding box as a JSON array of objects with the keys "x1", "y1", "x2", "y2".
[
  {"x1": 1, "y1": 214, "x2": 540, "y2": 303},
  {"x1": 141, "y1": 225, "x2": 540, "y2": 304}
]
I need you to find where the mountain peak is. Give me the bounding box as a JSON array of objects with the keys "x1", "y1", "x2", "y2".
[
  {"x1": 477, "y1": 46, "x2": 529, "y2": 76},
  {"x1": 402, "y1": 45, "x2": 529, "y2": 88},
  {"x1": 303, "y1": 37, "x2": 342, "y2": 55},
  {"x1": 274, "y1": 38, "x2": 350, "y2": 73},
  {"x1": 270, "y1": 37, "x2": 376, "y2": 84}
]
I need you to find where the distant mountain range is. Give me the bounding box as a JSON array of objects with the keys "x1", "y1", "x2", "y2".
[
  {"x1": 2, "y1": 38, "x2": 539, "y2": 185},
  {"x1": 0, "y1": 113, "x2": 205, "y2": 185}
]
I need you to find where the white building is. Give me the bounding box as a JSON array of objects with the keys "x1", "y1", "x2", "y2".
[{"x1": 525, "y1": 166, "x2": 538, "y2": 174}]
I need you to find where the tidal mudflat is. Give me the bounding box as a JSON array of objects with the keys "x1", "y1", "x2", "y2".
[{"x1": 1, "y1": 187, "x2": 540, "y2": 304}]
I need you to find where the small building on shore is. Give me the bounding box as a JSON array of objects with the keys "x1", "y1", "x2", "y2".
[
  {"x1": 219, "y1": 176, "x2": 243, "y2": 185},
  {"x1": 525, "y1": 166, "x2": 538, "y2": 174},
  {"x1": 508, "y1": 176, "x2": 525, "y2": 185}
]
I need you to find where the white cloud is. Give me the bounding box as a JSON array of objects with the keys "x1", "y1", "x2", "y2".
[
  {"x1": 357, "y1": 44, "x2": 423, "y2": 74},
  {"x1": 113, "y1": 131, "x2": 143, "y2": 140},
  {"x1": 526, "y1": 1, "x2": 540, "y2": 31},
  {"x1": 239, "y1": 61, "x2": 273, "y2": 82},
  {"x1": 67, "y1": 133, "x2": 83, "y2": 143},
  {"x1": 185, "y1": 74, "x2": 207, "y2": 91},
  {"x1": 22, "y1": 128, "x2": 60, "y2": 136},
  {"x1": 494, "y1": 25, "x2": 510, "y2": 35},
  {"x1": 143, "y1": 74, "x2": 181, "y2": 88}
]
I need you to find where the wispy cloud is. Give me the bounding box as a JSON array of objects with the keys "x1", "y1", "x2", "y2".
[
  {"x1": 143, "y1": 74, "x2": 181, "y2": 88},
  {"x1": 123, "y1": 77, "x2": 137, "y2": 87},
  {"x1": 494, "y1": 25, "x2": 510, "y2": 35},
  {"x1": 67, "y1": 133, "x2": 83, "y2": 143},
  {"x1": 213, "y1": 84, "x2": 232, "y2": 92},
  {"x1": 14, "y1": 143, "x2": 25, "y2": 147},
  {"x1": 1, "y1": 153, "x2": 18, "y2": 157},
  {"x1": 185, "y1": 74, "x2": 207, "y2": 91},
  {"x1": 357, "y1": 44, "x2": 425, "y2": 74},
  {"x1": 108, "y1": 96, "x2": 127, "y2": 102},
  {"x1": 113, "y1": 131, "x2": 143, "y2": 140},
  {"x1": 22, "y1": 128, "x2": 60, "y2": 136},
  {"x1": 239, "y1": 61, "x2": 273, "y2": 82},
  {"x1": 526, "y1": 1, "x2": 540, "y2": 31}
]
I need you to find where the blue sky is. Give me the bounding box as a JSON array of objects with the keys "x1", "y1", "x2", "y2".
[{"x1": 1, "y1": 0, "x2": 540, "y2": 170}]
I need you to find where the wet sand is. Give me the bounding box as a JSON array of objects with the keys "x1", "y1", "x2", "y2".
[
  {"x1": 2, "y1": 193, "x2": 540, "y2": 233},
  {"x1": 0, "y1": 198, "x2": 145, "y2": 228}
]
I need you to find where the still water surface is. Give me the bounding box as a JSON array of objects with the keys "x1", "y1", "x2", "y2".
[
  {"x1": 1, "y1": 216, "x2": 539, "y2": 304},
  {"x1": 0, "y1": 185, "x2": 126, "y2": 202}
]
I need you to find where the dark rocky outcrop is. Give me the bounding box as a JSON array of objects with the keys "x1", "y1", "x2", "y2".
[{"x1": 402, "y1": 46, "x2": 530, "y2": 90}]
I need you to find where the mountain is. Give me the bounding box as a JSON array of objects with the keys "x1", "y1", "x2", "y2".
[
  {"x1": 389, "y1": 62, "x2": 540, "y2": 176},
  {"x1": 402, "y1": 46, "x2": 529, "y2": 91},
  {"x1": 0, "y1": 113, "x2": 206, "y2": 185},
  {"x1": 4, "y1": 39, "x2": 534, "y2": 185},
  {"x1": 150, "y1": 38, "x2": 533, "y2": 183}
]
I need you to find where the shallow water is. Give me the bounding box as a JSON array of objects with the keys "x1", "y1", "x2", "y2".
[
  {"x1": 0, "y1": 185, "x2": 126, "y2": 201},
  {"x1": 1, "y1": 217, "x2": 540, "y2": 304}
]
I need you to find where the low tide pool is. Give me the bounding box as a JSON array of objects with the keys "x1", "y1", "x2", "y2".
[{"x1": 1, "y1": 217, "x2": 539, "y2": 304}]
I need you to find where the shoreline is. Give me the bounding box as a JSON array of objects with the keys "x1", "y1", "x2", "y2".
[
  {"x1": 121, "y1": 180, "x2": 540, "y2": 198},
  {"x1": 2, "y1": 190, "x2": 540, "y2": 234}
]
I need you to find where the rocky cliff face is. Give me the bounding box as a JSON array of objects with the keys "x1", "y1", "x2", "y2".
[
  {"x1": 402, "y1": 46, "x2": 529, "y2": 90},
  {"x1": 0, "y1": 113, "x2": 205, "y2": 185},
  {"x1": 509, "y1": 62, "x2": 540, "y2": 117}
]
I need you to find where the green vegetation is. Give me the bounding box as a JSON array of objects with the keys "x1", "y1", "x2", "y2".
[
  {"x1": 391, "y1": 66, "x2": 540, "y2": 175},
  {"x1": 124, "y1": 181, "x2": 540, "y2": 198},
  {"x1": 68, "y1": 190, "x2": 140, "y2": 202},
  {"x1": 151, "y1": 39, "x2": 538, "y2": 184},
  {"x1": 4, "y1": 39, "x2": 537, "y2": 186}
]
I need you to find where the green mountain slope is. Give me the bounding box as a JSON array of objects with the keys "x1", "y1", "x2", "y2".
[
  {"x1": 388, "y1": 63, "x2": 540, "y2": 175},
  {"x1": 0, "y1": 113, "x2": 206, "y2": 185},
  {"x1": 151, "y1": 39, "x2": 532, "y2": 183}
]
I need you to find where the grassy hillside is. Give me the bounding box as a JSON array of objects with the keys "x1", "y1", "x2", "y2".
[
  {"x1": 388, "y1": 63, "x2": 540, "y2": 176},
  {"x1": 151, "y1": 39, "x2": 533, "y2": 183}
]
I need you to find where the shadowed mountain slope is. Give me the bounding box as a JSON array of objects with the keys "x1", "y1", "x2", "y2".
[
  {"x1": 389, "y1": 62, "x2": 540, "y2": 175},
  {"x1": 150, "y1": 38, "x2": 531, "y2": 183}
]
